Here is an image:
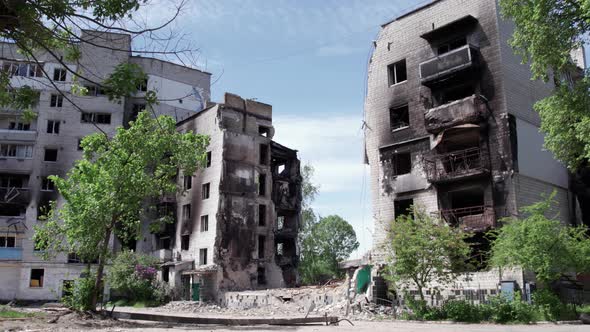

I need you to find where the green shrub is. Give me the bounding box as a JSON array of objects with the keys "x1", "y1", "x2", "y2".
[
  {"x1": 405, "y1": 298, "x2": 445, "y2": 321},
  {"x1": 443, "y1": 300, "x2": 485, "y2": 322},
  {"x1": 62, "y1": 273, "x2": 96, "y2": 311},
  {"x1": 107, "y1": 250, "x2": 169, "y2": 305},
  {"x1": 486, "y1": 295, "x2": 535, "y2": 323}
]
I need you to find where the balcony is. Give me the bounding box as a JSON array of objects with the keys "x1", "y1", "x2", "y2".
[
  {"x1": 424, "y1": 147, "x2": 489, "y2": 183},
  {"x1": 419, "y1": 44, "x2": 480, "y2": 87},
  {"x1": 424, "y1": 95, "x2": 487, "y2": 134},
  {"x1": 0, "y1": 247, "x2": 23, "y2": 260},
  {"x1": 0, "y1": 129, "x2": 37, "y2": 142},
  {"x1": 440, "y1": 206, "x2": 495, "y2": 232},
  {"x1": 274, "y1": 227, "x2": 297, "y2": 239}
]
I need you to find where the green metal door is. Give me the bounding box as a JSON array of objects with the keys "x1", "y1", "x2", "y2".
[{"x1": 191, "y1": 283, "x2": 200, "y2": 301}]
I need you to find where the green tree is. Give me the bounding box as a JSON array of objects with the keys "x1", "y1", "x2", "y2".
[
  {"x1": 0, "y1": 0, "x2": 196, "y2": 125},
  {"x1": 489, "y1": 193, "x2": 590, "y2": 285},
  {"x1": 297, "y1": 163, "x2": 319, "y2": 248},
  {"x1": 499, "y1": 0, "x2": 590, "y2": 170},
  {"x1": 383, "y1": 206, "x2": 471, "y2": 301},
  {"x1": 300, "y1": 215, "x2": 359, "y2": 284},
  {"x1": 33, "y1": 111, "x2": 209, "y2": 310},
  {"x1": 108, "y1": 250, "x2": 165, "y2": 304}
]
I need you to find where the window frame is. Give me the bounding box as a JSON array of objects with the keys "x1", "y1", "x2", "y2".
[
  {"x1": 50, "y1": 94, "x2": 63, "y2": 108},
  {"x1": 46, "y1": 120, "x2": 60, "y2": 134},
  {"x1": 392, "y1": 152, "x2": 412, "y2": 176},
  {"x1": 43, "y1": 148, "x2": 58, "y2": 162},
  {"x1": 200, "y1": 215, "x2": 209, "y2": 232},
  {"x1": 202, "y1": 183, "x2": 210, "y2": 200},
  {"x1": 388, "y1": 59, "x2": 407, "y2": 86},
  {"x1": 53, "y1": 68, "x2": 67, "y2": 82},
  {"x1": 30, "y1": 268, "x2": 45, "y2": 288}
]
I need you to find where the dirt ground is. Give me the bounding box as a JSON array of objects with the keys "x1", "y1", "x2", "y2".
[{"x1": 1, "y1": 307, "x2": 589, "y2": 332}]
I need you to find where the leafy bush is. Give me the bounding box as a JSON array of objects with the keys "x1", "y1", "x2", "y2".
[
  {"x1": 62, "y1": 273, "x2": 96, "y2": 311},
  {"x1": 405, "y1": 298, "x2": 445, "y2": 321},
  {"x1": 443, "y1": 300, "x2": 487, "y2": 322},
  {"x1": 107, "y1": 250, "x2": 169, "y2": 305}
]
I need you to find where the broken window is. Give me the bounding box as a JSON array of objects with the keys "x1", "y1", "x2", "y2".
[
  {"x1": 258, "y1": 204, "x2": 266, "y2": 226},
  {"x1": 206, "y1": 151, "x2": 212, "y2": 168},
  {"x1": 465, "y1": 232, "x2": 491, "y2": 271},
  {"x1": 0, "y1": 235, "x2": 16, "y2": 247},
  {"x1": 137, "y1": 78, "x2": 148, "y2": 92},
  {"x1": 131, "y1": 104, "x2": 145, "y2": 121},
  {"x1": 44, "y1": 148, "x2": 58, "y2": 162},
  {"x1": 257, "y1": 267, "x2": 267, "y2": 286},
  {"x1": 392, "y1": 153, "x2": 412, "y2": 176},
  {"x1": 50, "y1": 94, "x2": 63, "y2": 107},
  {"x1": 8, "y1": 122, "x2": 30, "y2": 130},
  {"x1": 53, "y1": 68, "x2": 66, "y2": 81},
  {"x1": 157, "y1": 236, "x2": 171, "y2": 250},
  {"x1": 81, "y1": 112, "x2": 111, "y2": 124},
  {"x1": 276, "y1": 243, "x2": 284, "y2": 256},
  {"x1": 0, "y1": 174, "x2": 26, "y2": 188},
  {"x1": 30, "y1": 269, "x2": 44, "y2": 287},
  {"x1": 46, "y1": 120, "x2": 60, "y2": 134},
  {"x1": 67, "y1": 252, "x2": 81, "y2": 263},
  {"x1": 258, "y1": 174, "x2": 266, "y2": 196},
  {"x1": 202, "y1": 183, "x2": 210, "y2": 200},
  {"x1": 388, "y1": 59, "x2": 407, "y2": 85},
  {"x1": 437, "y1": 37, "x2": 467, "y2": 55},
  {"x1": 181, "y1": 235, "x2": 190, "y2": 250},
  {"x1": 390, "y1": 105, "x2": 410, "y2": 131},
  {"x1": 277, "y1": 215, "x2": 285, "y2": 230},
  {"x1": 259, "y1": 126, "x2": 270, "y2": 137},
  {"x1": 258, "y1": 235, "x2": 265, "y2": 259},
  {"x1": 199, "y1": 248, "x2": 208, "y2": 265},
  {"x1": 200, "y1": 215, "x2": 209, "y2": 232},
  {"x1": 41, "y1": 177, "x2": 54, "y2": 191},
  {"x1": 259, "y1": 144, "x2": 268, "y2": 165},
  {"x1": 434, "y1": 83, "x2": 476, "y2": 105},
  {"x1": 394, "y1": 198, "x2": 414, "y2": 219},
  {"x1": 182, "y1": 204, "x2": 191, "y2": 221},
  {"x1": 183, "y1": 175, "x2": 192, "y2": 190}
]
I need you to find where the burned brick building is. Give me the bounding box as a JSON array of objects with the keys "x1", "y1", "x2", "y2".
[
  {"x1": 135, "y1": 93, "x2": 302, "y2": 302},
  {"x1": 364, "y1": 0, "x2": 582, "y2": 296}
]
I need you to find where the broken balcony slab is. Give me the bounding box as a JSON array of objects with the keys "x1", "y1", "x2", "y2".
[{"x1": 424, "y1": 95, "x2": 488, "y2": 134}]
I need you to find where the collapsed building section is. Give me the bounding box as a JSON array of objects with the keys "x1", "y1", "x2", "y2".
[
  {"x1": 364, "y1": 0, "x2": 581, "y2": 304},
  {"x1": 135, "y1": 93, "x2": 302, "y2": 302}
]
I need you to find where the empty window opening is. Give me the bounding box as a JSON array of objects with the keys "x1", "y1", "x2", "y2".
[
  {"x1": 277, "y1": 216, "x2": 285, "y2": 230},
  {"x1": 0, "y1": 174, "x2": 26, "y2": 188},
  {"x1": 258, "y1": 235, "x2": 265, "y2": 259},
  {"x1": 259, "y1": 144, "x2": 269, "y2": 165},
  {"x1": 257, "y1": 267, "x2": 267, "y2": 286},
  {"x1": 41, "y1": 177, "x2": 54, "y2": 191},
  {"x1": 276, "y1": 243, "x2": 284, "y2": 256},
  {"x1": 258, "y1": 174, "x2": 266, "y2": 196},
  {"x1": 465, "y1": 232, "x2": 491, "y2": 271},
  {"x1": 199, "y1": 248, "x2": 208, "y2": 265},
  {"x1": 206, "y1": 151, "x2": 212, "y2": 168},
  {"x1": 450, "y1": 188, "x2": 484, "y2": 210},
  {"x1": 0, "y1": 235, "x2": 16, "y2": 247},
  {"x1": 259, "y1": 126, "x2": 270, "y2": 137},
  {"x1": 8, "y1": 122, "x2": 30, "y2": 130},
  {"x1": 390, "y1": 105, "x2": 410, "y2": 131},
  {"x1": 202, "y1": 183, "x2": 210, "y2": 200},
  {"x1": 50, "y1": 94, "x2": 63, "y2": 107},
  {"x1": 388, "y1": 59, "x2": 407, "y2": 85},
  {"x1": 182, "y1": 204, "x2": 191, "y2": 220},
  {"x1": 44, "y1": 148, "x2": 58, "y2": 162},
  {"x1": 181, "y1": 235, "x2": 190, "y2": 250},
  {"x1": 46, "y1": 120, "x2": 60, "y2": 134},
  {"x1": 258, "y1": 204, "x2": 266, "y2": 226},
  {"x1": 392, "y1": 153, "x2": 412, "y2": 176},
  {"x1": 67, "y1": 252, "x2": 81, "y2": 263},
  {"x1": 131, "y1": 104, "x2": 145, "y2": 121},
  {"x1": 434, "y1": 83, "x2": 476, "y2": 106},
  {"x1": 81, "y1": 112, "x2": 111, "y2": 124},
  {"x1": 277, "y1": 164, "x2": 286, "y2": 174},
  {"x1": 162, "y1": 266, "x2": 170, "y2": 283},
  {"x1": 30, "y1": 269, "x2": 44, "y2": 287},
  {"x1": 183, "y1": 175, "x2": 192, "y2": 190},
  {"x1": 137, "y1": 78, "x2": 148, "y2": 92},
  {"x1": 394, "y1": 198, "x2": 414, "y2": 219},
  {"x1": 201, "y1": 215, "x2": 209, "y2": 232},
  {"x1": 53, "y1": 68, "x2": 66, "y2": 81},
  {"x1": 157, "y1": 236, "x2": 171, "y2": 250},
  {"x1": 437, "y1": 37, "x2": 467, "y2": 55}
]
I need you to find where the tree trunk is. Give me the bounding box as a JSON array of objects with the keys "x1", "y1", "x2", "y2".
[
  {"x1": 417, "y1": 284, "x2": 425, "y2": 301},
  {"x1": 90, "y1": 226, "x2": 113, "y2": 310}
]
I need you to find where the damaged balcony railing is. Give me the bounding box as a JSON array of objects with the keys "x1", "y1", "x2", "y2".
[
  {"x1": 424, "y1": 147, "x2": 489, "y2": 183},
  {"x1": 439, "y1": 205, "x2": 495, "y2": 231},
  {"x1": 419, "y1": 44, "x2": 480, "y2": 86}
]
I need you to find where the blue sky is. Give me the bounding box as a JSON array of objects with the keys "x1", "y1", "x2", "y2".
[{"x1": 142, "y1": 0, "x2": 430, "y2": 258}]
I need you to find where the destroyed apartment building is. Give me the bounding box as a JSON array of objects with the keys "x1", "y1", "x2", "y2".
[
  {"x1": 0, "y1": 30, "x2": 302, "y2": 302},
  {"x1": 363, "y1": 0, "x2": 586, "y2": 303},
  {"x1": 134, "y1": 93, "x2": 302, "y2": 302}
]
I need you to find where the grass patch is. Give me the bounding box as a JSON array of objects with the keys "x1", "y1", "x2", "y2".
[{"x1": 0, "y1": 306, "x2": 36, "y2": 319}]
